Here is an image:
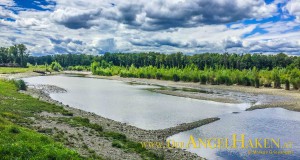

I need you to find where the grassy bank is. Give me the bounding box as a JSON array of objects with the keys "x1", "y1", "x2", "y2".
[
  {"x1": 0, "y1": 80, "x2": 83, "y2": 159},
  {"x1": 0, "y1": 65, "x2": 47, "y2": 74},
  {"x1": 0, "y1": 117, "x2": 83, "y2": 159}
]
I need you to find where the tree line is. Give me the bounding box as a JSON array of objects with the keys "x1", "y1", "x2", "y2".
[
  {"x1": 28, "y1": 54, "x2": 96, "y2": 67},
  {"x1": 89, "y1": 52, "x2": 300, "y2": 90},
  {"x1": 91, "y1": 63, "x2": 300, "y2": 90},
  {"x1": 98, "y1": 52, "x2": 300, "y2": 70},
  {"x1": 29, "y1": 52, "x2": 300, "y2": 70},
  {"x1": 0, "y1": 44, "x2": 28, "y2": 67}
]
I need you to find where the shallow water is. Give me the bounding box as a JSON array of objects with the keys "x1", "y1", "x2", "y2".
[
  {"x1": 168, "y1": 108, "x2": 300, "y2": 160},
  {"x1": 23, "y1": 74, "x2": 248, "y2": 130}
]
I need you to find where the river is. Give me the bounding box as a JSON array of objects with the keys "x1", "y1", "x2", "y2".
[{"x1": 23, "y1": 74, "x2": 300, "y2": 159}]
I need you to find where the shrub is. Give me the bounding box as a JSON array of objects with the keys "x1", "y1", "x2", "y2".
[
  {"x1": 50, "y1": 61, "x2": 63, "y2": 72},
  {"x1": 285, "y1": 79, "x2": 290, "y2": 90},
  {"x1": 199, "y1": 74, "x2": 207, "y2": 84},
  {"x1": 155, "y1": 72, "x2": 162, "y2": 79},
  {"x1": 13, "y1": 79, "x2": 27, "y2": 91},
  {"x1": 112, "y1": 140, "x2": 123, "y2": 148},
  {"x1": 9, "y1": 126, "x2": 20, "y2": 134},
  {"x1": 172, "y1": 73, "x2": 180, "y2": 82}
]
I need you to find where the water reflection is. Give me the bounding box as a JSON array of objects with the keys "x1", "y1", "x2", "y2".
[{"x1": 23, "y1": 75, "x2": 249, "y2": 130}]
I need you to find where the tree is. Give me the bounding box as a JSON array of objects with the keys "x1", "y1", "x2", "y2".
[{"x1": 17, "y1": 44, "x2": 28, "y2": 67}]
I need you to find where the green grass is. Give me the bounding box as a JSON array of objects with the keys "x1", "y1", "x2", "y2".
[
  {"x1": 0, "y1": 80, "x2": 86, "y2": 159},
  {"x1": 0, "y1": 65, "x2": 47, "y2": 74},
  {"x1": 0, "y1": 117, "x2": 83, "y2": 160},
  {"x1": 59, "y1": 117, "x2": 103, "y2": 132},
  {"x1": 0, "y1": 80, "x2": 68, "y2": 120},
  {"x1": 100, "y1": 132, "x2": 163, "y2": 160},
  {"x1": 0, "y1": 67, "x2": 32, "y2": 74}
]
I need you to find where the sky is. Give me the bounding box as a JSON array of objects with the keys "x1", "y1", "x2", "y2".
[{"x1": 0, "y1": 0, "x2": 300, "y2": 56}]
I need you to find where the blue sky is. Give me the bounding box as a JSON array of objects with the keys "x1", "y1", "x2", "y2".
[{"x1": 0, "y1": 0, "x2": 300, "y2": 55}]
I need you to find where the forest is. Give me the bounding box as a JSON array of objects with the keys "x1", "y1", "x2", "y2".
[
  {"x1": 0, "y1": 44, "x2": 28, "y2": 67},
  {"x1": 29, "y1": 52, "x2": 300, "y2": 70},
  {"x1": 2, "y1": 44, "x2": 300, "y2": 90},
  {"x1": 88, "y1": 53, "x2": 300, "y2": 90}
]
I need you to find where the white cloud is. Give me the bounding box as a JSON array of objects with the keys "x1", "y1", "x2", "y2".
[
  {"x1": 285, "y1": 0, "x2": 300, "y2": 22},
  {"x1": 0, "y1": 0, "x2": 15, "y2": 6},
  {"x1": 0, "y1": 0, "x2": 299, "y2": 55}
]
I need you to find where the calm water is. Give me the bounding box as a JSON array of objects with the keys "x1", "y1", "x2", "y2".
[
  {"x1": 23, "y1": 75, "x2": 248, "y2": 130},
  {"x1": 168, "y1": 108, "x2": 300, "y2": 160}
]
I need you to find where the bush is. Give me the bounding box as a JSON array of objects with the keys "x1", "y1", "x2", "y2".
[
  {"x1": 199, "y1": 74, "x2": 207, "y2": 84},
  {"x1": 50, "y1": 61, "x2": 63, "y2": 72},
  {"x1": 13, "y1": 79, "x2": 27, "y2": 91},
  {"x1": 156, "y1": 72, "x2": 162, "y2": 79},
  {"x1": 172, "y1": 73, "x2": 180, "y2": 82},
  {"x1": 285, "y1": 79, "x2": 290, "y2": 90},
  {"x1": 112, "y1": 140, "x2": 123, "y2": 148},
  {"x1": 9, "y1": 126, "x2": 20, "y2": 134},
  {"x1": 291, "y1": 77, "x2": 300, "y2": 90}
]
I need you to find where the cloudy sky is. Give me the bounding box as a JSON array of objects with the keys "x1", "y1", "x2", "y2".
[{"x1": 0, "y1": 0, "x2": 300, "y2": 56}]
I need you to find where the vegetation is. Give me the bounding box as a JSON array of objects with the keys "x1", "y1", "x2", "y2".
[
  {"x1": 50, "y1": 61, "x2": 63, "y2": 71},
  {"x1": 93, "y1": 52, "x2": 300, "y2": 70},
  {"x1": 27, "y1": 51, "x2": 300, "y2": 89},
  {"x1": 0, "y1": 44, "x2": 28, "y2": 67},
  {"x1": 67, "y1": 65, "x2": 91, "y2": 71},
  {"x1": 59, "y1": 117, "x2": 103, "y2": 132},
  {"x1": 101, "y1": 132, "x2": 163, "y2": 160},
  {"x1": 28, "y1": 54, "x2": 95, "y2": 67},
  {"x1": 0, "y1": 80, "x2": 69, "y2": 119},
  {"x1": 12, "y1": 79, "x2": 27, "y2": 91},
  {"x1": 92, "y1": 63, "x2": 300, "y2": 89},
  {"x1": 29, "y1": 52, "x2": 300, "y2": 70},
  {"x1": 0, "y1": 117, "x2": 83, "y2": 160},
  {"x1": 0, "y1": 80, "x2": 84, "y2": 159},
  {"x1": 0, "y1": 65, "x2": 48, "y2": 74}
]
